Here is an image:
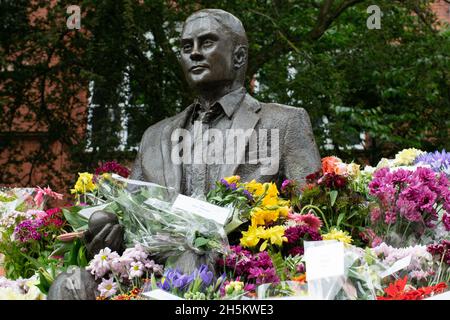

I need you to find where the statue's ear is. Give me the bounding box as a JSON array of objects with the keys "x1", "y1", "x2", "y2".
[{"x1": 233, "y1": 45, "x2": 247, "y2": 70}]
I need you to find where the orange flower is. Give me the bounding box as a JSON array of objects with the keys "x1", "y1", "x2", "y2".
[
  {"x1": 292, "y1": 274, "x2": 307, "y2": 284},
  {"x1": 321, "y1": 156, "x2": 346, "y2": 175}
]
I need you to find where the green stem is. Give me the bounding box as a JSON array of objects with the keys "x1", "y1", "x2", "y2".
[
  {"x1": 300, "y1": 204, "x2": 329, "y2": 232},
  {"x1": 401, "y1": 221, "x2": 411, "y2": 244}
]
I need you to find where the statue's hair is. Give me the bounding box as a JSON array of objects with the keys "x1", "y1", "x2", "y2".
[
  {"x1": 183, "y1": 9, "x2": 248, "y2": 83},
  {"x1": 184, "y1": 9, "x2": 248, "y2": 47}
]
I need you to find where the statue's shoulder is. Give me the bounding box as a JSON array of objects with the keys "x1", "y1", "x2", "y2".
[
  {"x1": 252, "y1": 97, "x2": 309, "y2": 120},
  {"x1": 140, "y1": 107, "x2": 192, "y2": 140}
]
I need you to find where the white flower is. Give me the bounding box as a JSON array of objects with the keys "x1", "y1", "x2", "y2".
[
  {"x1": 122, "y1": 244, "x2": 148, "y2": 263},
  {"x1": 129, "y1": 261, "x2": 144, "y2": 279},
  {"x1": 98, "y1": 278, "x2": 118, "y2": 298},
  {"x1": 87, "y1": 247, "x2": 119, "y2": 279}
]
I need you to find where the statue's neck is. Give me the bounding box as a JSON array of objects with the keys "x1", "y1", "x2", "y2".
[{"x1": 196, "y1": 81, "x2": 243, "y2": 110}]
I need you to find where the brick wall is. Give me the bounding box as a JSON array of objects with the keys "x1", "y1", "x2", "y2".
[{"x1": 432, "y1": 0, "x2": 450, "y2": 23}]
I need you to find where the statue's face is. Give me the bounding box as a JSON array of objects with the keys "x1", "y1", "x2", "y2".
[{"x1": 180, "y1": 16, "x2": 235, "y2": 89}]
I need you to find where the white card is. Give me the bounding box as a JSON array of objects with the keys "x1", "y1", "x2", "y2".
[
  {"x1": 424, "y1": 290, "x2": 450, "y2": 300},
  {"x1": 379, "y1": 255, "x2": 411, "y2": 278},
  {"x1": 304, "y1": 241, "x2": 345, "y2": 281},
  {"x1": 78, "y1": 203, "x2": 111, "y2": 219},
  {"x1": 142, "y1": 289, "x2": 184, "y2": 300},
  {"x1": 171, "y1": 194, "x2": 231, "y2": 226}
]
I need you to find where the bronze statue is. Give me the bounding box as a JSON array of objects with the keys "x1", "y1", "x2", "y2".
[
  {"x1": 48, "y1": 9, "x2": 321, "y2": 299},
  {"x1": 131, "y1": 9, "x2": 320, "y2": 196}
]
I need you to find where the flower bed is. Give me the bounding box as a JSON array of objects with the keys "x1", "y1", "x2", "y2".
[{"x1": 0, "y1": 152, "x2": 449, "y2": 300}]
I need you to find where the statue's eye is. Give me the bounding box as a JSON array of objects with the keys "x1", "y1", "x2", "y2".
[
  {"x1": 183, "y1": 44, "x2": 192, "y2": 53},
  {"x1": 203, "y1": 40, "x2": 214, "y2": 48}
]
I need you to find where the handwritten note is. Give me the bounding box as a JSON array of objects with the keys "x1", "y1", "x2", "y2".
[{"x1": 304, "y1": 241, "x2": 345, "y2": 281}]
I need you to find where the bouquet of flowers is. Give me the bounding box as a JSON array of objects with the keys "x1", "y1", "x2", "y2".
[
  {"x1": 0, "y1": 187, "x2": 66, "y2": 280},
  {"x1": 294, "y1": 156, "x2": 370, "y2": 246},
  {"x1": 92, "y1": 175, "x2": 230, "y2": 274},
  {"x1": 86, "y1": 245, "x2": 163, "y2": 300},
  {"x1": 368, "y1": 166, "x2": 450, "y2": 246}
]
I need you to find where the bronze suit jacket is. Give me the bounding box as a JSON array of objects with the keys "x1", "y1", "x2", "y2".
[{"x1": 130, "y1": 92, "x2": 321, "y2": 193}]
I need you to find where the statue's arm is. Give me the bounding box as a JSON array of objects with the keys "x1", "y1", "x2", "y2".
[
  {"x1": 282, "y1": 107, "x2": 321, "y2": 186},
  {"x1": 129, "y1": 136, "x2": 145, "y2": 181}
]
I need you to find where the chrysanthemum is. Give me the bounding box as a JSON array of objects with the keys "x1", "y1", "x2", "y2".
[
  {"x1": 98, "y1": 278, "x2": 118, "y2": 298},
  {"x1": 393, "y1": 148, "x2": 425, "y2": 166},
  {"x1": 129, "y1": 261, "x2": 144, "y2": 279},
  {"x1": 322, "y1": 228, "x2": 353, "y2": 244}
]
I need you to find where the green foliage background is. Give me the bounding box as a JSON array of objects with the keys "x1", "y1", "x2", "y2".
[{"x1": 1, "y1": 0, "x2": 449, "y2": 189}]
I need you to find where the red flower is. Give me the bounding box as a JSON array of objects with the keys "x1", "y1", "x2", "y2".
[{"x1": 377, "y1": 276, "x2": 448, "y2": 300}]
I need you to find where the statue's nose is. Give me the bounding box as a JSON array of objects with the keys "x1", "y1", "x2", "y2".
[{"x1": 190, "y1": 43, "x2": 203, "y2": 61}]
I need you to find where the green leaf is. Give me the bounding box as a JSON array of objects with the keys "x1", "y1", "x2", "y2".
[
  {"x1": 336, "y1": 212, "x2": 345, "y2": 227},
  {"x1": 269, "y1": 251, "x2": 286, "y2": 281},
  {"x1": 194, "y1": 237, "x2": 209, "y2": 248},
  {"x1": 330, "y1": 190, "x2": 338, "y2": 207},
  {"x1": 62, "y1": 207, "x2": 88, "y2": 232},
  {"x1": 77, "y1": 246, "x2": 88, "y2": 267}
]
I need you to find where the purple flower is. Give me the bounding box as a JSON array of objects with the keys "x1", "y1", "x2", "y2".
[
  {"x1": 159, "y1": 268, "x2": 194, "y2": 291},
  {"x1": 288, "y1": 246, "x2": 304, "y2": 256},
  {"x1": 284, "y1": 225, "x2": 322, "y2": 244},
  {"x1": 13, "y1": 219, "x2": 43, "y2": 242},
  {"x1": 197, "y1": 264, "x2": 214, "y2": 286},
  {"x1": 427, "y1": 240, "x2": 450, "y2": 265},
  {"x1": 281, "y1": 179, "x2": 292, "y2": 192},
  {"x1": 415, "y1": 150, "x2": 450, "y2": 175},
  {"x1": 392, "y1": 169, "x2": 409, "y2": 184},
  {"x1": 369, "y1": 166, "x2": 450, "y2": 237},
  {"x1": 384, "y1": 210, "x2": 397, "y2": 224},
  {"x1": 248, "y1": 267, "x2": 279, "y2": 285},
  {"x1": 243, "y1": 189, "x2": 253, "y2": 201},
  {"x1": 443, "y1": 213, "x2": 450, "y2": 231},
  {"x1": 370, "y1": 207, "x2": 381, "y2": 223}
]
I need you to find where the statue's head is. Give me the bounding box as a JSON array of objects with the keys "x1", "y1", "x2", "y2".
[{"x1": 180, "y1": 9, "x2": 248, "y2": 91}]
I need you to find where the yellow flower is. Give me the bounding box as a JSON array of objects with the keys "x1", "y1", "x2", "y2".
[
  {"x1": 261, "y1": 225, "x2": 287, "y2": 247},
  {"x1": 240, "y1": 225, "x2": 287, "y2": 251},
  {"x1": 250, "y1": 207, "x2": 280, "y2": 226},
  {"x1": 393, "y1": 148, "x2": 425, "y2": 166},
  {"x1": 240, "y1": 225, "x2": 261, "y2": 248},
  {"x1": 224, "y1": 175, "x2": 240, "y2": 185},
  {"x1": 322, "y1": 228, "x2": 353, "y2": 244},
  {"x1": 346, "y1": 163, "x2": 361, "y2": 178},
  {"x1": 244, "y1": 180, "x2": 265, "y2": 197},
  {"x1": 70, "y1": 172, "x2": 96, "y2": 194},
  {"x1": 278, "y1": 206, "x2": 290, "y2": 217}
]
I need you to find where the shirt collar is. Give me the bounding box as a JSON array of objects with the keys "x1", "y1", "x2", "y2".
[{"x1": 193, "y1": 87, "x2": 246, "y2": 119}]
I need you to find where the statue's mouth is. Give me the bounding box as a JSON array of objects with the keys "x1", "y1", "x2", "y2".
[{"x1": 190, "y1": 65, "x2": 209, "y2": 73}]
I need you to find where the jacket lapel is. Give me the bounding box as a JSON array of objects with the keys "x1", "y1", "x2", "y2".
[
  {"x1": 219, "y1": 94, "x2": 261, "y2": 179},
  {"x1": 161, "y1": 105, "x2": 194, "y2": 193}
]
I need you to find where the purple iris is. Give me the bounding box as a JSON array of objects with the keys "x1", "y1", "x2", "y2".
[
  {"x1": 243, "y1": 189, "x2": 253, "y2": 201},
  {"x1": 197, "y1": 264, "x2": 214, "y2": 286},
  {"x1": 159, "y1": 268, "x2": 194, "y2": 291}
]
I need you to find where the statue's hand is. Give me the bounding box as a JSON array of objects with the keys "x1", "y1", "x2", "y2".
[{"x1": 83, "y1": 211, "x2": 124, "y2": 258}]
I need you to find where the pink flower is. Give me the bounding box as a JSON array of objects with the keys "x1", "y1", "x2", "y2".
[
  {"x1": 98, "y1": 278, "x2": 118, "y2": 298},
  {"x1": 34, "y1": 186, "x2": 63, "y2": 207},
  {"x1": 370, "y1": 207, "x2": 381, "y2": 223},
  {"x1": 288, "y1": 212, "x2": 322, "y2": 231}
]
